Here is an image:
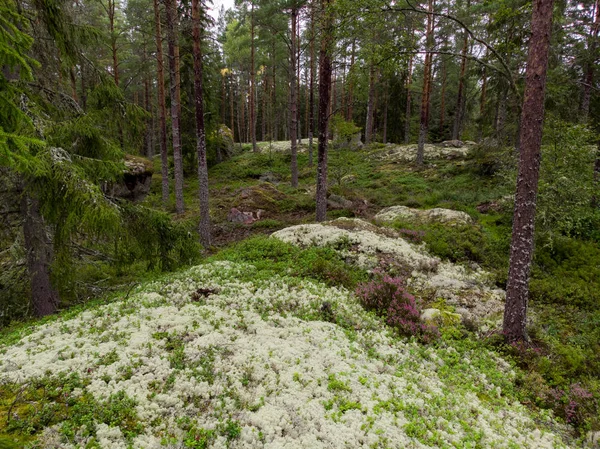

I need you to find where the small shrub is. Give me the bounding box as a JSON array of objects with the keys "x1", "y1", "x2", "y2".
[
  {"x1": 356, "y1": 273, "x2": 438, "y2": 342},
  {"x1": 548, "y1": 383, "x2": 596, "y2": 428}
]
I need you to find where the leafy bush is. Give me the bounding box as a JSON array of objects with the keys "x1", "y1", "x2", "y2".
[
  {"x1": 530, "y1": 236, "x2": 600, "y2": 308},
  {"x1": 331, "y1": 115, "x2": 361, "y2": 149},
  {"x1": 356, "y1": 273, "x2": 438, "y2": 342}
]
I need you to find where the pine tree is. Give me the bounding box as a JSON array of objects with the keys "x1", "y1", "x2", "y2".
[
  {"x1": 316, "y1": 0, "x2": 334, "y2": 222},
  {"x1": 192, "y1": 0, "x2": 211, "y2": 247},
  {"x1": 503, "y1": 0, "x2": 555, "y2": 342}
]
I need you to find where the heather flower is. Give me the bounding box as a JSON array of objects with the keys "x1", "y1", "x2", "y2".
[{"x1": 356, "y1": 274, "x2": 439, "y2": 342}]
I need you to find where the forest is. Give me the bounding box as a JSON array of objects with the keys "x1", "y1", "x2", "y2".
[{"x1": 1, "y1": 0, "x2": 600, "y2": 447}]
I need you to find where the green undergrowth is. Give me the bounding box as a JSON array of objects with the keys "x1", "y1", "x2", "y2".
[
  {"x1": 381, "y1": 214, "x2": 600, "y2": 433},
  {"x1": 210, "y1": 235, "x2": 368, "y2": 289}
]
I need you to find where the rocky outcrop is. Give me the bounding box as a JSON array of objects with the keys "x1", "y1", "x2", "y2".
[
  {"x1": 103, "y1": 155, "x2": 153, "y2": 202},
  {"x1": 327, "y1": 194, "x2": 353, "y2": 210},
  {"x1": 272, "y1": 217, "x2": 503, "y2": 326},
  {"x1": 375, "y1": 206, "x2": 473, "y2": 226},
  {"x1": 371, "y1": 143, "x2": 471, "y2": 162}
]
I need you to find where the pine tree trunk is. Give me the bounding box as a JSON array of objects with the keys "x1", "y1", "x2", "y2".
[
  {"x1": 221, "y1": 72, "x2": 226, "y2": 125},
  {"x1": 109, "y1": 0, "x2": 119, "y2": 86},
  {"x1": 250, "y1": 1, "x2": 257, "y2": 152},
  {"x1": 290, "y1": 6, "x2": 299, "y2": 188},
  {"x1": 580, "y1": 0, "x2": 599, "y2": 122},
  {"x1": 365, "y1": 63, "x2": 376, "y2": 145},
  {"x1": 21, "y1": 193, "x2": 59, "y2": 317},
  {"x1": 164, "y1": 0, "x2": 185, "y2": 214},
  {"x1": 503, "y1": 0, "x2": 555, "y2": 343},
  {"x1": 495, "y1": 85, "x2": 508, "y2": 142},
  {"x1": 478, "y1": 66, "x2": 487, "y2": 141},
  {"x1": 382, "y1": 88, "x2": 389, "y2": 144},
  {"x1": 153, "y1": 0, "x2": 169, "y2": 206},
  {"x1": 417, "y1": 0, "x2": 434, "y2": 165},
  {"x1": 192, "y1": 0, "x2": 211, "y2": 247},
  {"x1": 262, "y1": 71, "x2": 268, "y2": 140},
  {"x1": 70, "y1": 67, "x2": 78, "y2": 103},
  {"x1": 439, "y1": 57, "x2": 446, "y2": 137},
  {"x1": 347, "y1": 38, "x2": 356, "y2": 121},
  {"x1": 404, "y1": 53, "x2": 413, "y2": 144},
  {"x1": 81, "y1": 65, "x2": 87, "y2": 110},
  {"x1": 308, "y1": 5, "x2": 316, "y2": 166},
  {"x1": 316, "y1": 0, "x2": 333, "y2": 222},
  {"x1": 297, "y1": 16, "x2": 302, "y2": 145},
  {"x1": 230, "y1": 74, "x2": 235, "y2": 142},
  {"x1": 452, "y1": 0, "x2": 470, "y2": 141}
]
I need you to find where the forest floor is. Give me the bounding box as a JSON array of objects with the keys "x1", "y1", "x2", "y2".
[{"x1": 0, "y1": 140, "x2": 599, "y2": 448}]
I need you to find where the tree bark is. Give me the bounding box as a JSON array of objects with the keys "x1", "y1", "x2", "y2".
[
  {"x1": 580, "y1": 0, "x2": 599, "y2": 122},
  {"x1": 365, "y1": 63, "x2": 376, "y2": 144},
  {"x1": 382, "y1": 86, "x2": 389, "y2": 144},
  {"x1": 316, "y1": 0, "x2": 333, "y2": 222},
  {"x1": 404, "y1": 53, "x2": 413, "y2": 144},
  {"x1": 153, "y1": 0, "x2": 169, "y2": 206},
  {"x1": 108, "y1": 0, "x2": 119, "y2": 86},
  {"x1": 164, "y1": 0, "x2": 185, "y2": 214},
  {"x1": 191, "y1": 0, "x2": 211, "y2": 247},
  {"x1": 308, "y1": 7, "x2": 315, "y2": 166},
  {"x1": 478, "y1": 66, "x2": 487, "y2": 141},
  {"x1": 503, "y1": 0, "x2": 555, "y2": 343},
  {"x1": 290, "y1": 6, "x2": 299, "y2": 188},
  {"x1": 416, "y1": 0, "x2": 434, "y2": 165},
  {"x1": 452, "y1": 0, "x2": 470, "y2": 141},
  {"x1": 439, "y1": 56, "x2": 446, "y2": 137},
  {"x1": 347, "y1": 38, "x2": 356, "y2": 121},
  {"x1": 21, "y1": 193, "x2": 59, "y2": 317},
  {"x1": 250, "y1": 1, "x2": 257, "y2": 152}
]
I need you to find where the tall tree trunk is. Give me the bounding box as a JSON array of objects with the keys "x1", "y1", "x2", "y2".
[
  {"x1": 308, "y1": 5, "x2": 316, "y2": 166},
  {"x1": 21, "y1": 193, "x2": 59, "y2": 317},
  {"x1": 453, "y1": 1, "x2": 470, "y2": 141},
  {"x1": 108, "y1": 0, "x2": 119, "y2": 86},
  {"x1": 416, "y1": 0, "x2": 434, "y2": 165},
  {"x1": 290, "y1": 6, "x2": 299, "y2": 188},
  {"x1": 143, "y1": 44, "x2": 153, "y2": 157},
  {"x1": 495, "y1": 84, "x2": 508, "y2": 141},
  {"x1": 297, "y1": 14, "x2": 302, "y2": 145},
  {"x1": 70, "y1": 67, "x2": 78, "y2": 103},
  {"x1": 240, "y1": 84, "x2": 245, "y2": 142},
  {"x1": 404, "y1": 53, "x2": 413, "y2": 144},
  {"x1": 503, "y1": 0, "x2": 554, "y2": 343},
  {"x1": 347, "y1": 38, "x2": 356, "y2": 121},
  {"x1": 439, "y1": 57, "x2": 446, "y2": 137},
  {"x1": 192, "y1": 0, "x2": 211, "y2": 247},
  {"x1": 81, "y1": 64, "x2": 87, "y2": 110},
  {"x1": 230, "y1": 74, "x2": 235, "y2": 142},
  {"x1": 250, "y1": 1, "x2": 257, "y2": 152},
  {"x1": 580, "y1": 0, "x2": 599, "y2": 121},
  {"x1": 478, "y1": 66, "x2": 487, "y2": 141},
  {"x1": 305, "y1": 61, "x2": 309, "y2": 138},
  {"x1": 221, "y1": 71, "x2": 226, "y2": 125},
  {"x1": 144, "y1": 76, "x2": 152, "y2": 156},
  {"x1": 153, "y1": 0, "x2": 169, "y2": 206},
  {"x1": 316, "y1": 0, "x2": 333, "y2": 222},
  {"x1": 164, "y1": 0, "x2": 185, "y2": 214},
  {"x1": 365, "y1": 63, "x2": 376, "y2": 144},
  {"x1": 382, "y1": 86, "x2": 389, "y2": 144},
  {"x1": 262, "y1": 71, "x2": 268, "y2": 140}
]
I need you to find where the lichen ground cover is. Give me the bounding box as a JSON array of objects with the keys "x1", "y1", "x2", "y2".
[{"x1": 0, "y1": 262, "x2": 569, "y2": 448}]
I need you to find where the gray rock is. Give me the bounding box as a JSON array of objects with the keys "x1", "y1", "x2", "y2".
[
  {"x1": 440, "y1": 140, "x2": 464, "y2": 148},
  {"x1": 259, "y1": 172, "x2": 280, "y2": 184},
  {"x1": 103, "y1": 156, "x2": 153, "y2": 202},
  {"x1": 327, "y1": 194, "x2": 353, "y2": 209}
]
